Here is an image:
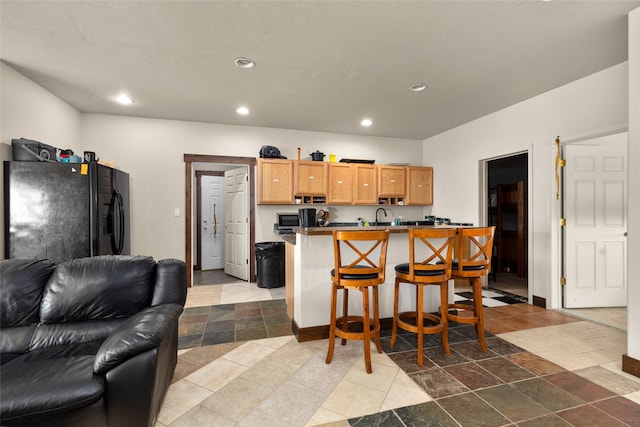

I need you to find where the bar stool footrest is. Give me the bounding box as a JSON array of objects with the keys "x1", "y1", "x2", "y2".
[
  {"x1": 396, "y1": 311, "x2": 445, "y2": 335},
  {"x1": 447, "y1": 303, "x2": 479, "y2": 324},
  {"x1": 334, "y1": 315, "x2": 380, "y2": 341}
]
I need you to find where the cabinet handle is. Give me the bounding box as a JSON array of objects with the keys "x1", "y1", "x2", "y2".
[
  {"x1": 364, "y1": 183, "x2": 369, "y2": 187},
  {"x1": 308, "y1": 176, "x2": 315, "y2": 180},
  {"x1": 273, "y1": 178, "x2": 279, "y2": 182},
  {"x1": 337, "y1": 180, "x2": 343, "y2": 184},
  {"x1": 418, "y1": 184, "x2": 423, "y2": 188},
  {"x1": 390, "y1": 179, "x2": 396, "y2": 183}
]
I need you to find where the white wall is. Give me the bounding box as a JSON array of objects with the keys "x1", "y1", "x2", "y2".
[
  {"x1": 627, "y1": 7, "x2": 640, "y2": 360},
  {"x1": 422, "y1": 62, "x2": 629, "y2": 306},
  {"x1": 0, "y1": 62, "x2": 82, "y2": 258},
  {"x1": 81, "y1": 114, "x2": 424, "y2": 261}
]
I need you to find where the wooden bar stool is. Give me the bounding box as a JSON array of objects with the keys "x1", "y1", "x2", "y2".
[
  {"x1": 447, "y1": 226, "x2": 496, "y2": 352},
  {"x1": 326, "y1": 229, "x2": 389, "y2": 374},
  {"x1": 391, "y1": 228, "x2": 456, "y2": 366}
]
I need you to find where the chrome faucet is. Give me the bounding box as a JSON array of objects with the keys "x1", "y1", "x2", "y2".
[{"x1": 375, "y1": 207, "x2": 388, "y2": 224}]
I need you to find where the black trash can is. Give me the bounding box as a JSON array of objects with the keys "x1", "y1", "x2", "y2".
[{"x1": 255, "y1": 241, "x2": 285, "y2": 288}]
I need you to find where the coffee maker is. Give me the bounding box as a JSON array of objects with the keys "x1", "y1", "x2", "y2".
[{"x1": 298, "y1": 208, "x2": 317, "y2": 228}]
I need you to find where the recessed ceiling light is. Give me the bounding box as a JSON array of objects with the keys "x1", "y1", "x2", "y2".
[
  {"x1": 115, "y1": 94, "x2": 134, "y2": 105},
  {"x1": 234, "y1": 57, "x2": 255, "y2": 68},
  {"x1": 409, "y1": 83, "x2": 428, "y2": 92},
  {"x1": 236, "y1": 106, "x2": 250, "y2": 115},
  {"x1": 361, "y1": 118, "x2": 373, "y2": 127}
]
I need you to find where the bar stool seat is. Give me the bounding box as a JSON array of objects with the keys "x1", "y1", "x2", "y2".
[
  {"x1": 391, "y1": 228, "x2": 456, "y2": 366},
  {"x1": 326, "y1": 229, "x2": 390, "y2": 374},
  {"x1": 394, "y1": 264, "x2": 447, "y2": 276},
  {"x1": 447, "y1": 226, "x2": 496, "y2": 352}
]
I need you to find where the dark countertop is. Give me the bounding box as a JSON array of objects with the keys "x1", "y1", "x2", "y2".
[
  {"x1": 292, "y1": 224, "x2": 456, "y2": 236},
  {"x1": 282, "y1": 234, "x2": 296, "y2": 244}
]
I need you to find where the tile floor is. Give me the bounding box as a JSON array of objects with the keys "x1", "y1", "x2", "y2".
[
  {"x1": 178, "y1": 300, "x2": 292, "y2": 349},
  {"x1": 157, "y1": 282, "x2": 640, "y2": 426},
  {"x1": 559, "y1": 306, "x2": 628, "y2": 331},
  {"x1": 490, "y1": 271, "x2": 528, "y2": 299}
]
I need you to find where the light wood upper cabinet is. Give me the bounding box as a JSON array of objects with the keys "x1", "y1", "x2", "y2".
[
  {"x1": 294, "y1": 160, "x2": 327, "y2": 195},
  {"x1": 258, "y1": 158, "x2": 293, "y2": 204},
  {"x1": 377, "y1": 165, "x2": 406, "y2": 197},
  {"x1": 258, "y1": 159, "x2": 432, "y2": 206},
  {"x1": 406, "y1": 166, "x2": 433, "y2": 205},
  {"x1": 327, "y1": 163, "x2": 353, "y2": 204},
  {"x1": 353, "y1": 164, "x2": 377, "y2": 205}
]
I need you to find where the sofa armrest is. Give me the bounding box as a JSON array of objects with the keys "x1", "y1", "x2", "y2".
[
  {"x1": 93, "y1": 304, "x2": 183, "y2": 374},
  {"x1": 151, "y1": 259, "x2": 187, "y2": 307}
]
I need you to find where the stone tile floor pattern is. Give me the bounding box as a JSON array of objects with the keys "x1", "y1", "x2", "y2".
[
  {"x1": 178, "y1": 300, "x2": 292, "y2": 349},
  {"x1": 178, "y1": 286, "x2": 523, "y2": 349},
  {"x1": 161, "y1": 284, "x2": 640, "y2": 426}
]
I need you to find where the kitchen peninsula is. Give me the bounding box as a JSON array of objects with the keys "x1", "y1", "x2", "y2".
[{"x1": 285, "y1": 223, "x2": 458, "y2": 342}]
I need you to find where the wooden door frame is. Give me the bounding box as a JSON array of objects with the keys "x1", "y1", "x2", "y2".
[
  {"x1": 195, "y1": 171, "x2": 224, "y2": 271},
  {"x1": 184, "y1": 154, "x2": 256, "y2": 287},
  {"x1": 483, "y1": 151, "x2": 531, "y2": 302}
]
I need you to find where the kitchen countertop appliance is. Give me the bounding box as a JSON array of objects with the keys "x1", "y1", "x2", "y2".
[
  {"x1": 274, "y1": 212, "x2": 299, "y2": 234},
  {"x1": 298, "y1": 208, "x2": 317, "y2": 228}
]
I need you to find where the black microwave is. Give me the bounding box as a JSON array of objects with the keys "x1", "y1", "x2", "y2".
[
  {"x1": 277, "y1": 212, "x2": 299, "y2": 228},
  {"x1": 275, "y1": 212, "x2": 299, "y2": 234}
]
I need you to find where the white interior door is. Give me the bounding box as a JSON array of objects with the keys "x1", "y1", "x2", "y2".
[
  {"x1": 564, "y1": 133, "x2": 627, "y2": 308},
  {"x1": 201, "y1": 176, "x2": 225, "y2": 270},
  {"x1": 224, "y1": 166, "x2": 249, "y2": 280}
]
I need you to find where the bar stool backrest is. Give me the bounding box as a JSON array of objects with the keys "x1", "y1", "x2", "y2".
[
  {"x1": 332, "y1": 230, "x2": 390, "y2": 287},
  {"x1": 407, "y1": 228, "x2": 457, "y2": 283},
  {"x1": 453, "y1": 226, "x2": 496, "y2": 278}
]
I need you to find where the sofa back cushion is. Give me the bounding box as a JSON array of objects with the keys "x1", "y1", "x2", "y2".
[
  {"x1": 1, "y1": 259, "x2": 55, "y2": 327},
  {"x1": 1, "y1": 259, "x2": 55, "y2": 361},
  {"x1": 40, "y1": 255, "x2": 156, "y2": 324}
]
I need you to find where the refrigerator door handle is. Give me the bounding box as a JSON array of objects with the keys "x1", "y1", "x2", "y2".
[
  {"x1": 109, "y1": 189, "x2": 125, "y2": 255},
  {"x1": 116, "y1": 189, "x2": 125, "y2": 254}
]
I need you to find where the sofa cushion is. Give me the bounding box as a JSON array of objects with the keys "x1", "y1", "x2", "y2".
[
  {"x1": 0, "y1": 343, "x2": 104, "y2": 421},
  {"x1": 94, "y1": 304, "x2": 183, "y2": 374},
  {"x1": 0, "y1": 325, "x2": 37, "y2": 364},
  {"x1": 40, "y1": 255, "x2": 156, "y2": 323},
  {"x1": 0, "y1": 259, "x2": 55, "y2": 327},
  {"x1": 30, "y1": 319, "x2": 127, "y2": 351}
]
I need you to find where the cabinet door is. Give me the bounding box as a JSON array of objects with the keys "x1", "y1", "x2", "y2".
[
  {"x1": 353, "y1": 164, "x2": 377, "y2": 204},
  {"x1": 327, "y1": 163, "x2": 353, "y2": 204},
  {"x1": 294, "y1": 161, "x2": 327, "y2": 195},
  {"x1": 406, "y1": 166, "x2": 433, "y2": 205},
  {"x1": 258, "y1": 159, "x2": 293, "y2": 204},
  {"x1": 377, "y1": 165, "x2": 405, "y2": 197}
]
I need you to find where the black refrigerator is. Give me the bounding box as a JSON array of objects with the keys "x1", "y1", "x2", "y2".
[{"x1": 4, "y1": 161, "x2": 130, "y2": 263}]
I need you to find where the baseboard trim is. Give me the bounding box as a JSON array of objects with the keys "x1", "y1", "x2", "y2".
[
  {"x1": 622, "y1": 354, "x2": 640, "y2": 379},
  {"x1": 532, "y1": 295, "x2": 546, "y2": 308},
  {"x1": 292, "y1": 320, "x2": 328, "y2": 342}
]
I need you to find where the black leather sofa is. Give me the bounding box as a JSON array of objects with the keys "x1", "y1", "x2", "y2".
[{"x1": 0, "y1": 255, "x2": 187, "y2": 427}]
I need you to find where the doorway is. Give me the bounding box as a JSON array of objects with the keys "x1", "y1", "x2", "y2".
[
  {"x1": 194, "y1": 169, "x2": 249, "y2": 286},
  {"x1": 184, "y1": 154, "x2": 257, "y2": 288},
  {"x1": 197, "y1": 172, "x2": 225, "y2": 272},
  {"x1": 487, "y1": 153, "x2": 528, "y2": 300}
]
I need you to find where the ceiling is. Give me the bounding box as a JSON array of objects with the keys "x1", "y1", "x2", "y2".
[{"x1": 1, "y1": 1, "x2": 638, "y2": 140}]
